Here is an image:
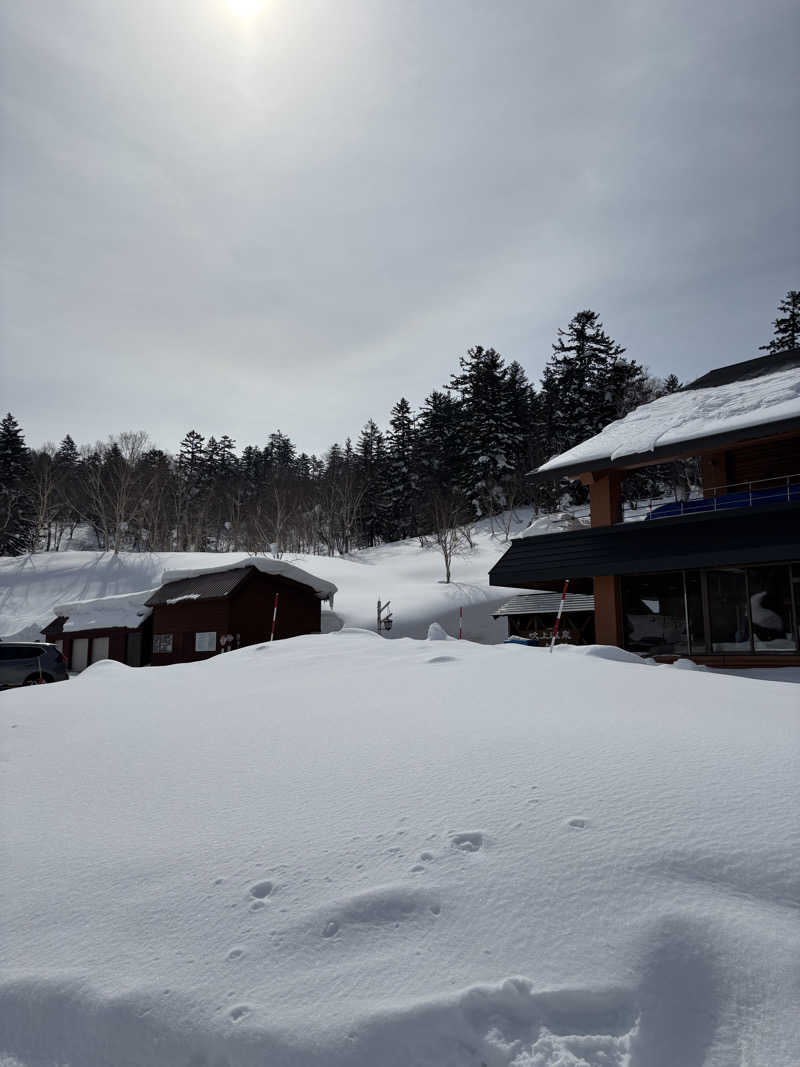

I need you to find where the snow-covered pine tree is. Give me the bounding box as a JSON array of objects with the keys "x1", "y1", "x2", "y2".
[
  {"x1": 446, "y1": 346, "x2": 522, "y2": 517},
  {"x1": 357, "y1": 419, "x2": 389, "y2": 546},
  {"x1": 0, "y1": 413, "x2": 34, "y2": 554},
  {"x1": 385, "y1": 398, "x2": 418, "y2": 541},
  {"x1": 540, "y1": 310, "x2": 646, "y2": 504},
  {"x1": 760, "y1": 290, "x2": 800, "y2": 354},
  {"x1": 415, "y1": 389, "x2": 462, "y2": 502}
]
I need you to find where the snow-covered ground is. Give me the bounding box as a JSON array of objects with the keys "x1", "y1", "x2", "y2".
[
  {"x1": 0, "y1": 513, "x2": 534, "y2": 645},
  {"x1": 1, "y1": 634, "x2": 798, "y2": 1066}
]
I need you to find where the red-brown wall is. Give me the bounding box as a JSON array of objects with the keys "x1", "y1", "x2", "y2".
[{"x1": 149, "y1": 569, "x2": 323, "y2": 666}]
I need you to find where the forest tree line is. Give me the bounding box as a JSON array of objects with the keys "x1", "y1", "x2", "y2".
[{"x1": 1, "y1": 294, "x2": 797, "y2": 559}]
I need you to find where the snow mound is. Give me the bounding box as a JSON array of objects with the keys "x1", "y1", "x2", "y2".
[
  {"x1": 426, "y1": 621, "x2": 452, "y2": 641},
  {"x1": 1, "y1": 634, "x2": 797, "y2": 1064},
  {"x1": 515, "y1": 511, "x2": 587, "y2": 538},
  {"x1": 552, "y1": 643, "x2": 650, "y2": 665}
]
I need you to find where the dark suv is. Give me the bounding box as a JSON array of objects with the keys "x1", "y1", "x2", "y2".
[{"x1": 0, "y1": 643, "x2": 70, "y2": 689}]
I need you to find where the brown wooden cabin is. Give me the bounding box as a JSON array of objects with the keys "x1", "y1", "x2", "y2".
[
  {"x1": 144, "y1": 563, "x2": 335, "y2": 666},
  {"x1": 490, "y1": 349, "x2": 800, "y2": 669},
  {"x1": 41, "y1": 599, "x2": 154, "y2": 672}
]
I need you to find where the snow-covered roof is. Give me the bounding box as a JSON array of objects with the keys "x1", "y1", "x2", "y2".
[
  {"x1": 535, "y1": 356, "x2": 800, "y2": 481},
  {"x1": 158, "y1": 557, "x2": 338, "y2": 601},
  {"x1": 50, "y1": 589, "x2": 156, "y2": 633}
]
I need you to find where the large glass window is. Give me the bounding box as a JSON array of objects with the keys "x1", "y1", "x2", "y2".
[
  {"x1": 685, "y1": 571, "x2": 707, "y2": 654},
  {"x1": 195, "y1": 631, "x2": 217, "y2": 652},
  {"x1": 707, "y1": 569, "x2": 750, "y2": 652},
  {"x1": 622, "y1": 572, "x2": 689, "y2": 655},
  {"x1": 621, "y1": 564, "x2": 799, "y2": 657},
  {"x1": 748, "y1": 566, "x2": 797, "y2": 651}
]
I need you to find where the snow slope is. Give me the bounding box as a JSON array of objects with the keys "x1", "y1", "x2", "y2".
[
  {"x1": 0, "y1": 514, "x2": 533, "y2": 644},
  {"x1": 1, "y1": 635, "x2": 798, "y2": 1065}
]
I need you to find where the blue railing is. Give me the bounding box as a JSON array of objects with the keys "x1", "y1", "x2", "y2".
[{"x1": 643, "y1": 476, "x2": 800, "y2": 521}]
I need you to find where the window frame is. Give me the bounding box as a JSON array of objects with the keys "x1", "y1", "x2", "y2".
[
  {"x1": 194, "y1": 631, "x2": 217, "y2": 653},
  {"x1": 152, "y1": 633, "x2": 173, "y2": 654}
]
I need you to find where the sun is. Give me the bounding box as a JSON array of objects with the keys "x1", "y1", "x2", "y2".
[{"x1": 226, "y1": 0, "x2": 266, "y2": 16}]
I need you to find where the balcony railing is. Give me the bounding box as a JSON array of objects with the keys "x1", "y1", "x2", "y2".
[{"x1": 636, "y1": 473, "x2": 800, "y2": 523}]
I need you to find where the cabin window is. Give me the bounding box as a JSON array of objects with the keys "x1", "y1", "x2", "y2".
[
  {"x1": 153, "y1": 633, "x2": 173, "y2": 654},
  {"x1": 195, "y1": 631, "x2": 217, "y2": 652}
]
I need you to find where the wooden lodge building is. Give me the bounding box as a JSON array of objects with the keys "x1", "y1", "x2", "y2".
[
  {"x1": 42, "y1": 559, "x2": 337, "y2": 671},
  {"x1": 144, "y1": 560, "x2": 337, "y2": 666},
  {"x1": 490, "y1": 350, "x2": 800, "y2": 669}
]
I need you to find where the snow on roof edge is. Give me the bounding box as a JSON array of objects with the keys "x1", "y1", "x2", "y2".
[
  {"x1": 535, "y1": 364, "x2": 800, "y2": 479},
  {"x1": 159, "y1": 557, "x2": 338, "y2": 600}
]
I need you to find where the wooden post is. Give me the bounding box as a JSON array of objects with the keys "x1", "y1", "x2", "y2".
[
  {"x1": 593, "y1": 575, "x2": 621, "y2": 646},
  {"x1": 589, "y1": 470, "x2": 623, "y2": 527}
]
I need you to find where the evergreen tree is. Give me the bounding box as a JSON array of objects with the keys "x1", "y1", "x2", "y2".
[
  {"x1": 357, "y1": 419, "x2": 389, "y2": 545},
  {"x1": 446, "y1": 346, "x2": 523, "y2": 515},
  {"x1": 385, "y1": 398, "x2": 418, "y2": 540},
  {"x1": 541, "y1": 309, "x2": 644, "y2": 456},
  {"x1": 760, "y1": 290, "x2": 800, "y2": 354},
  {"x1": 0, "y1": 413, "x2": 34, "y2": 554}
]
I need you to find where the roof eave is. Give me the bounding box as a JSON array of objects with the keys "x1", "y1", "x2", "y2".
[{"x1": 528, "y1": 415, "x2": 800, "y2": 484}]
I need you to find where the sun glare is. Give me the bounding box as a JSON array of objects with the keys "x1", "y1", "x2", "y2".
[{"x1": 226, "y1": 0, "x2": 266, "y2": 16}]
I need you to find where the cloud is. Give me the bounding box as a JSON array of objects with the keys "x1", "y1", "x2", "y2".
[{"x1": 1, "y1": 0, "x2": 798, "y2": 453}]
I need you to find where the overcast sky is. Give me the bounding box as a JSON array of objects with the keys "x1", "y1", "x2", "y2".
[{"x1": 1, "y1": 0, "x2": 798, "y2": 455}]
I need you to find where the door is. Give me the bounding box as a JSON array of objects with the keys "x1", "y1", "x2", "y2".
[
  {"x1": 125, "y1": 632, "x2": 142, "y2": 667},
  {"x1": 71, "y1": 638, "x2": 89, "y2": 671},
  {"x1": 91, "y1": 636, "x2": 110, "y2": 663}
]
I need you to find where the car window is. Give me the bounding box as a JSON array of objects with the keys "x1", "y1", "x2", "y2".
[{"x1": 0, "y1": 646, "x2": 44, "y2": 660}]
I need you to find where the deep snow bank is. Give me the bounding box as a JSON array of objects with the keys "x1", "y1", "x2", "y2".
[{"x1": 1, "y1": 635, "x2": 798, "y2": 1066}]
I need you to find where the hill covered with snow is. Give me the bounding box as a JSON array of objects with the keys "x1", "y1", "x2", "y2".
[
  {"x1": 1, "y1": 633, "x2": 798, "y2": 1065},
  {"x1": 0, "y1": 512, "x2": 534, "y2": 644}
]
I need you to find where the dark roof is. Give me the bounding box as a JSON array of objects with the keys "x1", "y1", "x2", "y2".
[
  {"x1": 145, "y1": 568, "x2": 251, "y2": 607},
  {"x1": 492, "y1": 592, "x2": 595, "y2": 617},
  {"x1": 684, "y1": 348, "x2": 800, "y2": 392},
  {"x1": 489, "y1": 500, "x2": 800, "y2": 587},
  {"x1": 42, "y1": 616, "x2": 67, "y2": 634}
]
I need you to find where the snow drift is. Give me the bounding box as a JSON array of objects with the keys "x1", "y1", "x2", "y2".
[{"x1": 1, "y1": 634, "x2": 798, "y2": 1065}]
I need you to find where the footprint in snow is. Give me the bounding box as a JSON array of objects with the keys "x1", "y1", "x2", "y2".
[
  {"x1": 249, "y1": 880, "x2": 273, "y2": 899},
  {"x1": 226, "y1": 948, "x2": 245, "y2": 961},
  {"x1": 229, "y1": 1004, "x2": 251, "y2": 1022},
  {"x1": 450, "y1": 831, "x2": 484, "y2": 852},
  {"x1": 567, "y1": 817, "x2": 588, "y2": 829}
]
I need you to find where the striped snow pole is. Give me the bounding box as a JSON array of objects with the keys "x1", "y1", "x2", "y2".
[
  {"x1": 458, "y1": 606, "x2": 463, "y2": 641},
  {"x1": 270, "y1": 592, "x2": 280, "y2": 642},
  {"x1": 548, "y1": 579, "x2": 570, "y2": 653}
]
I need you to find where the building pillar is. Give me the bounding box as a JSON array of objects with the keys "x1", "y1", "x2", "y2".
[
  {"x1": 589, "y1": 470, "x2": 623, "y2": 527},
  {"x1": 593, "y1": 574, "x2": 622, "y2": 646}
]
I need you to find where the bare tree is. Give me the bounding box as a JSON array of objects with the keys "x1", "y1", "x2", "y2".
[{"x1": 425, "y1": 490, "x2": 470, "y2": 583}]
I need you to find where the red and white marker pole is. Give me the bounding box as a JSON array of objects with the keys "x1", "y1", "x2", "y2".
[
  {"x1": 549, "y1": 579, "x2": 570, "y2": 653},
  {"x1": 458, "y1": 606, "x2": 463, "y2": 641},
  {"x1": 270, "y1": 592, "x2": 280, "y2": 642}
]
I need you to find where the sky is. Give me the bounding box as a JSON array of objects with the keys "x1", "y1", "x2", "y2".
[{"x1": 1, "y1": 0, "x2": 798, "y2": 456}]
